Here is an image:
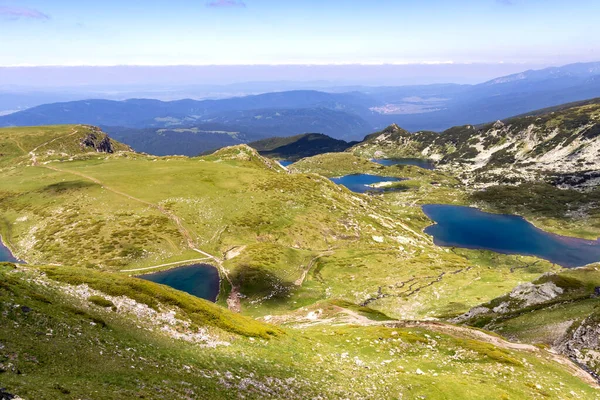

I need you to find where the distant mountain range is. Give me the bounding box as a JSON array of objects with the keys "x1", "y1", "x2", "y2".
[{"x1": 2, "y1": 61, "x2": 600, "y2": 155}]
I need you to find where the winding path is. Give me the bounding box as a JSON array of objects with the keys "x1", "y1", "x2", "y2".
[
  {"x1": 121, "y1": 257, "x2": 212, "y2": 273},
  {"x1": 32, "y1": 148, "x2": 243, "y2": 311}
]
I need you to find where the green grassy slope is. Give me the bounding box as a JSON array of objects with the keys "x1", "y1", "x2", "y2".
[
  {"x1": 2, "y1": 263, "x2": 598, "y2": 399},
  {"x1": 1, "y1": 125, "x2": 599, "y2": 398}
]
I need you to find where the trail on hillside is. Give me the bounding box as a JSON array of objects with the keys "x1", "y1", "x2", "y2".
[
  {"x1": 121, "y1": 257, "x2": 212, "y2": 273},
  {"x1": 37, "y1": 160, "x2": 243, "y2": 311},
  {"x1": 276, "y1": 304, "x2": 599, "y2": 388},
  {"x1": 294, "y1": 251, "x2": 333, "y2": 286},
  {"x1": 388, "y1": 320, "x2": 599, "y2": 388},
  {"x1": 29, "y1": 126, "x2": 81, "y2": 166}
]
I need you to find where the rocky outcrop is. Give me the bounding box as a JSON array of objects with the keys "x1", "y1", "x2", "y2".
[
  {"x1": 451, "y1": 280, "x2": 564, "y2": 323},
  {"x1": 350, "y1": 100, "x2": 600, "y2": 186},
  {"x1": 81, "y1": 131, "x2": 115, "y2": 153},
  {"x1": 507, "y1": 281, "x2": 564, "y2": 307}
]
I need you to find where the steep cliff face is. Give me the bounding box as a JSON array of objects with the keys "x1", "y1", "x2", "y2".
[
  {"x1": 351, "y1": 100, "x2": 600, "y2": 186},
  {"x1": 556, "y1": 314, "x2": 600, "y2": 378}
]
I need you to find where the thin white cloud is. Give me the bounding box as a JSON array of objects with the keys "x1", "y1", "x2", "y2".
[{"x1": 0, "y1": 6, "x2": 49, "y2": 20}]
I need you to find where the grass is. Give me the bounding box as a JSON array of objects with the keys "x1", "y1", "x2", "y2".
[
  {"x1": 40, "y1": 265, "x2": 282, "y2": 339},
  {"x1": 88, "y1": 295, "x2": 115, "y2": 308},
  {"x1": 1, "y1": 125, "x2": 600, "y2": 397},
  {"x1": 2, "y1": 263, "x2": 598, "y2": 399}
]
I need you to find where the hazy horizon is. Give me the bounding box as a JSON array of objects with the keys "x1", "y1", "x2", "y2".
[{"x1": 0, "y1": 62, "x2": 575, "y2": 88}]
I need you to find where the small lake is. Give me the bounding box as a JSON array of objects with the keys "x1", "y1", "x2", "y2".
[
  {"x1": 423, "y1": 204, "x2": 600, "y2": 268},
  {"x1": 140, "y1": 264, "x2": 220, "y2": 302},
  {"x1": 0, "y1": 237, "x2": 19, "y2": 263},
  {"x1": 330, "y1": 174, "x2": 405, "y2": 194},
  {"x1": 372, "y1": 158, "x2": 435, "y2": 170},
  {"x1": 279, "y1": 160, "x2": 294, "y2": 167}
]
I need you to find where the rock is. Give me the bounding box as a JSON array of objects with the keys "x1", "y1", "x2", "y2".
[
  {"x1": 81, "y1": 132, "x2": 115, "y2": 153},
  {"x1": 493, "y1": 120, "x2": 505, "y2": 129},
  {"x1": 492, "y1": 302, "x2": 511, "y2": 314},
  {"x1": 556, "y1": 315, "x2": 600, "y2": 377},
  {"x1": 0, "y1": 388, "x2": 16, "y2": 400},
  {"x1": 450, "y1": 306, "x2": 490, "y2": 323},
  {"x1": 508, "y1": 281, "x2": 563, "y2": 307}
]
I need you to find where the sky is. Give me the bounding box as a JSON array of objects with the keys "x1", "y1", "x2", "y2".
[{"x1": 0, "y1": 0, "x2": 599, "y2": 67}]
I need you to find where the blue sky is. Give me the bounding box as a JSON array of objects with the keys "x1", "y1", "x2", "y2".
[{"x1": 0, "y1": 0, "x2": 598, "y2": 66}]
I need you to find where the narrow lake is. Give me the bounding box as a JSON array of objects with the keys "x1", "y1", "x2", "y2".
[
  {"x1": 140, "y1": 264, "x2": 220, "y2": 302},
  {"x1": 330, "y1": 174, "x2": 405, "y2": 194},
  {"x1": 0, "y1": 237, "x2": 19, "y2": 263},
  {"x1": 372, "y1": 158, "x2": 435, "y2": 170},
  {"x1": 423, "y1": 204, "x2": 600, "y2": 268}
]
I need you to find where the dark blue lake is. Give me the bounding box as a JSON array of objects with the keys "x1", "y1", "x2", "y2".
[
  {"x1": 330, "y1": 174, "x2": 405, "y2": 194},
  {"x1": 279, "y1": 160, "x2": 294, "y2": 167},
  {"x1": 423, "y1": 204, "x2": 600, "y2": 268},
  {"x1": 140, "y1": 264, "x2": 220, "y2": 302},
  {"x1": 372, "y1": 158, "x2": 435, "y2": 170},
  {"x1": 0, "y1": 237, "x2": 19, "y2": 263}
]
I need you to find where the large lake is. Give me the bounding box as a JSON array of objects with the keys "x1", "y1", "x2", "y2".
[
  {"x1": 423, "y1": 204, "x2": 600, "y2": 268},
  {"x1": 0, "y1": 237, "x2": 19, "y2": 263},
  {"x1": 372, "y1": 158, "x2": 435, "y2": 170},
  {"x1": 140, "y1": 264, "x2": 220, "y2": 302},
  {"x1": 278, "y1": 160, "x2": 294, "y2": 167},
  {"x1": 330, "y1": 174, "x2": 405, "y2": 194}
]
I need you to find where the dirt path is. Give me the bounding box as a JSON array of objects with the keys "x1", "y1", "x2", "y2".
[
  {"x1": 386, "y1": 320, "x2": 599, "y2": 388},
  {"x1": 37, "y1": 161, "x2": 244, "y2": 311},
  {"x1": 41, "y1": 163, "x2": 199, "y2": 247},
  {"x1": 276, "y1": 305, "x2": 598, "y2": 388},
  {"x1": 294, "y1": 251, "x2": 333, "y2": 286},
  {"x1": 121, "y1": 257, "x2": 212, "y2": 273},
  {"x1": 29, "y1": 126, "x2": 81, "y2": 166}
]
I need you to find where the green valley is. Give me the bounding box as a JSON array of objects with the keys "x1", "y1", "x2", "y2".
[{"x1": 1, "y1": 113, "x2": 600, "y2": 399}]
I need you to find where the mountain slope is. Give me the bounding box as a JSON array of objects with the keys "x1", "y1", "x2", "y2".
[
  {"x1": 4, "y1": 263, "x2": 598, "y2": 399},
  {"x1": 1, "y1": 124, "x2": 600, "y2": 397},
  {"x1": 249, "y1": 133, "x2": 357, "y2": 161},
  {"x1": 352, "y1": 99, "x2": 600, "y2": 184}
]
